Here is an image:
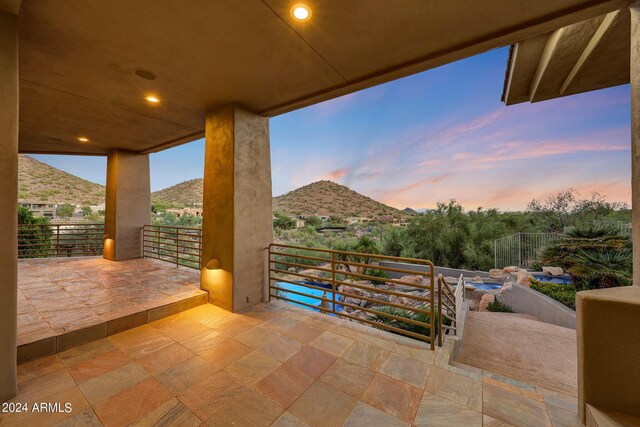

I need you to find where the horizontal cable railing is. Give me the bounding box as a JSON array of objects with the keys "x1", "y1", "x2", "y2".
[
  {"x1": 142, "y1": 225, "x2": 202, "y2": 269},
  {"x1": 267, "y1": 243, "x2": 439, "y2": 349},
  {"x1": 18, "y1": 223, "x2": 104, "y2": 258}
]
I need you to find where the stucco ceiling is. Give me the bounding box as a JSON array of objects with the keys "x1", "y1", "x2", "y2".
[
  {"x1": 502, "y1": 7, "x2": 631, "y2": 105},
  {"x1": 16, "y1": 0, "x2": 631, "y2": 155}
]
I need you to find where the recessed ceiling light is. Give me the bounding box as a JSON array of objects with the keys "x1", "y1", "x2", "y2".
[
  {"x1": 77, "y1": 137, "x2": 89, "y2": 142},
  {"x1": 145, "y1": 96, "x2": 160, "y2": 104},
  {"x1": 134, "y1": 69, "x2": 158, "y2": 80},
  {"x1": 290, "y1": 3, "x2": 312, "y2": 22}
]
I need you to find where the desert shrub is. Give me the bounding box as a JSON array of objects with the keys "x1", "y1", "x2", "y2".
[
  {"x1": 540, "y1": 224, "x2": 631, "y2": 291},
  {"x1": 369, "y1": 306, "x2": 450, "y2": 340},
  {"x1": 364, "y1": 268, "x2": 389, "y2": 285},
  {"x1": 529, "y1": 278, "x2": 577, "y2": 310},
  {"x1": 486, "y1": 300, "x2": 513, "y2": 313},
  {"x1": 273, "y1": 212, "x2": 296, "y2": 230}
]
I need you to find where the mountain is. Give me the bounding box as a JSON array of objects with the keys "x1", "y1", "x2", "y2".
[
  {"x1": 151, "y1": 178, "x2": 203, "y2": 207},
  {"x1": 273, "y1": 181, "x2": 408, "y2": 219},
  {"x1": 403, "y1": 207, "x2": 418, "y2": 215},
  {"x1": 18, "y1": 155, "x2": 105, "y2": 206}
]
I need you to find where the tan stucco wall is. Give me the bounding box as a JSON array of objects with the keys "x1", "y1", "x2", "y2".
[
  {"x1": 104, "y1": 150, "x2": 151, "y2": 261},
  {"x1": 201, "y1": 105, "x2": 272, "y2": 312},
  {"x1": 0, "y1": 8, "x2": 18, "y2": 401},
  {"x1": 576, "y1": 286, "x2": 640, "y2": 421}
]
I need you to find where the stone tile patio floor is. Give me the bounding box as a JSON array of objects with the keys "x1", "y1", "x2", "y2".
[
  {"x1": 17, "y1": 257, "x2": 205, "y2": 346},
  {"x1": 2, "y1": 300, "x2": 581, "y2": 427}
]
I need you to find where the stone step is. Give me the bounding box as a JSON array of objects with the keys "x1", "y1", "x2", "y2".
[
  {"x1": 455, "y1": 311, "x2": 577, "y2": 394},
  {"x1": 18, "y1": 292, "x2": 209, "y2": 363},
  {"x1": 586, "y1": 404, "x2": 640, "y2": 427}
]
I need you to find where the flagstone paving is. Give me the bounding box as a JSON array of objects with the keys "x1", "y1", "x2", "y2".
[
  {"x1": 2, "y1": 300, "x2": 581, "y2": 426},
  {"x1": 17, "y1": 257, "x2": 205, "y2": 349}
]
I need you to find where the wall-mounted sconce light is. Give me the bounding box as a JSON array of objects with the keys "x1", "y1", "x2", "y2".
[{"x1": 206, "y1": 259, "x2": 220, "y2": 270}]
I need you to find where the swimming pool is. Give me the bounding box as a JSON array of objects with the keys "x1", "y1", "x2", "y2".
[
  {"x1": 273, "y1": 281, "x2": 343, "y2": 312},
  {"x1": 466, "y1": 282, "x2": 503, "y2": 291},
  {"x1": 531, "y1": 274, "x2": 573, "y2": 285}
]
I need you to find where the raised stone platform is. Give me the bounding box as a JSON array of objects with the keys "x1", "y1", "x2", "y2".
[
  {"x1": 17, "y1": 257, "x2": 207, "y2": 362},
  {"x1": 455, "y1": 311, "x2": 577, "y2": 395}
]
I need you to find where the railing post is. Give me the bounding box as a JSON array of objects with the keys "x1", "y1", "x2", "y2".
[
  {"x1": 437, "y1": 275, "x2": 442, "y2": 347},
  {"x1": 331, "y1": 252, "x2": 336, "y2": 314},
  {"x1": 55, "y1": 224, "x2": 60, "y2": 257},
  {"x1": 175, "y1": 227, "x2": 179, "y2": 267},
  {"x1": 430, "y1": 268, "x2": 435, "y2": 350},
  {"x1": 264, "y1": 246, "x2": 270, "y2": 302}
]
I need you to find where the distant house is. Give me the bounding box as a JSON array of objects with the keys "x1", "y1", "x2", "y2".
[
  {"x1": 18, "y1": 201, "x2": 57, "y2": 218},
  {"x1": 88, "y1": 203, "x2": 105, "y2": 213},
  {"x1": 166, "y1": 207, "x2": 202, "y2": 218},
  {"x1": 346, "y1": 216, "x2": 371, "y2": 224}
]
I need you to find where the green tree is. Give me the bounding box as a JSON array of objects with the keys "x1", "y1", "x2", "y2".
[
  {"x1": 273, "y1": 212, "x2": 296, "y2": 230},
  {"x1": 57, "y1": 203, "x2": 75, "y2": 218},
  {"x1": 304, "y1": 216, "x2": 322, "y2": 227},
  {"x1": 18, "y1": 206, "x2": 52, "y2": 258}
]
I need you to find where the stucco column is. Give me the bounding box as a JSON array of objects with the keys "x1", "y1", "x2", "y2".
[
  {"x1": 201, "y1": 105, "x2": 273, "y2": 312},
  {"x1": 576, "y1": 5, "x2": 640, "y2": 423},
  {"x1": 632, "y1": 1, "x2": 640, "y2": 286},
  {"x1": 104, "y1": 150, "x2": 151, "y2": 260},
  {"x1": 0, "y1": 8, "x2": 19, "y2": 402}
]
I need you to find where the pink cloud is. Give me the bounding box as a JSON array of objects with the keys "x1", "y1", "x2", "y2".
[{"x1": 322, "y1": 168, "x2": 349, "y2": 181}]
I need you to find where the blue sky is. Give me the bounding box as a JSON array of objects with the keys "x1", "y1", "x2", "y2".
[{"x1": 34, "y1": 47, "x2": 631, "y2": 211}]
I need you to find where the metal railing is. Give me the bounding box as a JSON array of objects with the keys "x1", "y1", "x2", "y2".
[
  {"x1": 267, "y1": 243, "x2": 438, "y2": 349},
  {"x1": 142, "y1": 225, "x2": 202, "y2": 269},
  {"x1": 18, "y1": 223, "x2": 104, "y2": 258},
  {"x1": 436, "y1": 274, "x2": 457, "y2": 346},
  {"x1": 494, "y1": 232, "x2": 562, "y2": 269}
]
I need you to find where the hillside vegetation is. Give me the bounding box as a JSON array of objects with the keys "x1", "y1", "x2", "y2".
[
  {"x1": 151, "y1": 179, "x2": 408, "y2": 220},
  {"x1": 273, "y1": 181, "x2": 408, "y2": 219},
  {"x1": 151, "y1": 178, "x2": 203, "y2": 207},
  {"x1": 18, "y1": 155, "x2": 105, "y2": 206}
]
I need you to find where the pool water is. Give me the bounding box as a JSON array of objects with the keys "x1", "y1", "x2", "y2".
[
  {"x1": 467, "y1": 282, "x2": 503, "y2": 291},
  {"x1": 531, "y1": 274, "x2": 573, "y2": 285},
  {"x1": 274, "y1": 281, "x2": 343, "y2": 312}
]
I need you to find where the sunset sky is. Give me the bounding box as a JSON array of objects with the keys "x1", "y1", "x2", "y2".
[{"x1": 33, "y1": 47, "x2": 631, "y2": 211}]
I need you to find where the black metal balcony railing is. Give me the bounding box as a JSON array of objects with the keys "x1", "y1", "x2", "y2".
[
  {"x1": 142, "y1": 225, "x2": 202, "y2": 269},
  {"x1": 18, "y1": 223, "x2": 105, "y2": 258},
  {"x1": 267, "y1": 243, "x2": 443, "y2": 348}
]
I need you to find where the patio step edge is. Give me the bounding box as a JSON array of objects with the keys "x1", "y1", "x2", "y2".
[{"x1": 17, "y1": 291, "x2": 209, "y2": 363}]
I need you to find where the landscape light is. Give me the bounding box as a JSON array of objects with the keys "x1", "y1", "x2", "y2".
[
  {"x1": 77, "y1": 137, "x2": 90, "y2": 142},
  {"x1": 145, "y1": 96, "x2": 160, "y2": 104},
  {"x1": 206, "y1": 259, "x2": 220, "y2": 270},
  {"x1": 290, "y1": 4, "x2": 312, "y2": 22}
]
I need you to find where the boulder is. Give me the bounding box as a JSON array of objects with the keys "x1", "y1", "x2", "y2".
[
  {"x1": 471, "y1": 275, "x2": 484, "y2": 282},
  {"x1": 543, "y1": 266, "x2": 564, "y2": 277},
  {"x1": 489, "y1": 269, "x2": 504, "y2": 277},
  {"x1": 464, "y1": 284, "x2": 476, "y2": 291},
  {"x1": 371, "y1": 293, "x2": 390, "y2": 302},
  {"x1": 338, "y1": 285, "x2": 367, "y2": 297},
  {"x1": 398, "y1": 275, "x2": 424, "y2": 285},
  {"x1": 503, "y1": 266, "x2": 520, "y2": 273},
  {"x1": 516, "y1": 270, "x2": 533, "y2": 287},
  {"x1": 445, "y1": 276, "x2": 459, "y2": 284},
  {"x1": 478, "y1": 293, "x2": 496, "y2": 312}
]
